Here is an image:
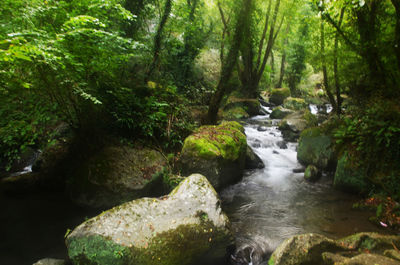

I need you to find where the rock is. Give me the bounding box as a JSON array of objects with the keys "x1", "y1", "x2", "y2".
[
  {"x1": 245, "y1": 146, "x2": 265, "y2": 169},
  {"x1": 179, "y1": 121, "x2": 247, "y2": 191},
  {"x1": 270, "y1": 106, "x2": 295, "y2": 119},
  {"x1": 278, "y1": 110, "x2": 318, "y2": 142},
  {"x1": 0, "y1": 172, "x2": 40, "y2": 193},
  {"x1": 32, "y1": 258, "x2": 66, "y2": 265},
  {"x1": 257, "y1": 126, "x2": 268, "y2": 132},
  {"x1": 269, "y1": 232, "x2": 400, "y2": 265},
  {"x1": 384, "y1": 249, "x2": 400, "y2": 261},
  {"x1": 297, "y1": 127, "x2": 336, "y2": 171},
  {"x1": 304, "y1": 165, "x2": 321, "y2": 182},
  {"x1": 68, "y1": 146, "x2": 167, "y2": 208},
  {"x1": 277, "y1": 141, "x2": 288, "y2": 149},
  {"x1": 333, "y1": 153, "x2": 368, "y2": 194},
  {"x1": 293, "y1": 167, "x2": 305, "y2": 173},
  {"x1": 283, "y1": 97, "x2": 307, "y2": 110},
  {"x1": 273, "y1": 150, "x2": 279, "y2": 154},
  {"x1": 66, "y1": 174, "x2": 233, "y2": 265},
  {"x1": 338, "y1": 254, "x2": 400, "y2": 265},
  {"x1": 337, "y1": 232, "x2": 400, "y2": 255},
  {"x1": 269, "y1": 88, "x2": 291, "y2": 105},
  {"x1": 224, "y1": 97, "x2": 261, "y2": 117},
  {"x1": 268, "y1": 233, "x2": 343, "y2": 265}
]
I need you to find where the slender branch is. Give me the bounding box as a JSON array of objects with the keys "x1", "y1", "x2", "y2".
[{"x1": 255, "y1": 0, "x2": 272, "y2": 69}]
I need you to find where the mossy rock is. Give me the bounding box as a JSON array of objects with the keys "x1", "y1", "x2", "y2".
[
  {"x1": 67, "y1": 146, "x2": 167, "y2": 208},
  {"x1": 222, "y1": 106, "x2": 250, "y2": 121},
  {"x1": 283, "y1": 97, "x2": 307, "y2": 111},
  {"x1": 297, "y1": 127, "x2": 336, "y2": 171},
  {"x1": 278, "y1": 110, "x2": 318, "y2": 142},
  {"x1": 333, "y1": 153, "x2": 368, "y2": 194},
  {"x1": 66, "y1": 174, "x2": 233, "y2": 265},
  {"x1": 224, "y1": 96, "x2": 261, "y2": 116},
  {"x1": 179, "y1": 121, "x2": 247, "y2": 190},
  {"x1": 245, "y1": 145, "x2": 264, "y2": 170},
  {"x1": 268, "y1": 233, "x2": 344, "y2": 265},
  {"x1": 304, "y1": 165, "x2": 321, "y2": 182},
  {"x1": 269, "y1": 88, "x2": 291, "y2": 105},
  {"x1": 337, "y1": 232, "x2": 400, "y2": 255},
  {"x1": 270, "y1": 107, "x2": 294, "y2": 119}
]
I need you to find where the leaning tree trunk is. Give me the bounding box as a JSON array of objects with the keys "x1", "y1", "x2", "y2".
[
  {"x1": 207, "y1": 0, "x2": 253, "y2": 124},
  {"x1": 333, "y1": 7, "x2": 345, "y2": 116}
]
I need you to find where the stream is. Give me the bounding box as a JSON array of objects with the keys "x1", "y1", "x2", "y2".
[
  {"x1": 0, "y1": 106, "x2": 386, "y2": 265},
  {"x1": 221, "y1": 107, "x2": 386, "y2": 265}
]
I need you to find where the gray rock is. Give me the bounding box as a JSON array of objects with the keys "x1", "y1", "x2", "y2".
[
  {"x1": 270, "y1": 107, "x2": 294, "y2": 119},
  {"x1": 66, "y1": 174, "x2": 233, "y2": 265},
  {"x1": 257, "y1": 126, "x2": 268, "y2": 132},
  {"x1": 277, "y1": 141, "x2": 288, "y2": 149},
  {"x1": 339, "y1": 254, "x2": 400, "y2": 265},
  {"x1": 33, "y1": 258, "x2": 66, "y2": 265},
  {"x1": 68, "y1": 146, "x2": 167, "y2": 208},
  {"x1": 245, "y1": 146, "x2": 265, "y2": 169},
  {"x1": 278, "y1": 110, "x2": 318, "y2": 142}
]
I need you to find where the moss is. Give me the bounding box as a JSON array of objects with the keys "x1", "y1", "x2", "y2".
[
  {"x1": 222, "y1": 106, "x2": 249, "y2": 120},
  {"x1": 333, "y1": 154, "x2": 368, "y2": 193},
  {"x1": 67, "y1": 235, "x2": 131, "y2": 265},
  {"x1": 268, "y1": 256, "x2": 275, "y2": 265},
  {"x1": 303, "y1": 109, "x2": 318, "y2": 127},
  {"x1": 181, "y1": 122, "x2": 246, "y2": 161}
]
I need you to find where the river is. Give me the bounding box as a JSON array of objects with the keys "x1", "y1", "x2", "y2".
[{"x1": 221, "y1": 107, "x2": 386, "y2": 265}]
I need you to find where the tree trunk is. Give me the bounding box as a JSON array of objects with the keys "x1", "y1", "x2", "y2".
[
  {"x1": 207, "y1": 0, "x2": 253, "y2": 124},
  {"x1": 270, "y1": 50, "x2": 275, "y2": 85},
  {"x1": 320, "y1": 19, "x2": 337, "y2": 112},
  {"x1": 333, "y1": 7, "x2": 345, "y2": 116},
  {"x1": 391, "y1": 0, "x2": 400, "y2": 71},
  {"x1": 145, "y1": 0, "x2": 172, "y2": 81},
  {"x1": 276, "y1": 24, "x2": 290, "y2": 88}
]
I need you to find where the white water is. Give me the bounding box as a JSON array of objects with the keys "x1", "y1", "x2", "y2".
[{"x1": 221, "y1": 107, "x2": 384, "y2": 265}]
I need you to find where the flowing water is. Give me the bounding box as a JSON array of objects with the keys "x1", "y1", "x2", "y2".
[{"x1": 222, "y1": 107, "x2": 386, "y2": 265}]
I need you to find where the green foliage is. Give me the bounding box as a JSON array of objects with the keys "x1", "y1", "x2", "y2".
[{"x1": 334, "y1": 99, "x2": 400, "y2": 198}]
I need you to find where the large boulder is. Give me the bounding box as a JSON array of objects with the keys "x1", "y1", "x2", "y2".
[
  {"x1": 179, "y1": 121, "x2": 247, "y2": 190},
  {"x1": 270, "y1": 106, "x2": 295, "y2": 119},
  {"x1": 269, "y1": 88, "x2": 291, "y2": 105},
  {"x1": 283, "y1": 97, "x2": 307, "y2": 111},
  {"x1": 278, "y1": 110, "x2": 318, "y2": 142},
  {"x1": 333, "y1": 153, "x2": 368, "y2": 194},
  {"x1": 269, "y1": 232, "x2": 400, "y2": 265},
  {"x1": 66, "y1": 174, "x2": 233, "y2": 265},
  {"x1": 297, "y1": 127, "x2": 336, "y2": 171},
  {"x1": 224, "y1": 97, "x2": 261, "y2": 116},
  {"x1": 68, "y1": 146, "x2": 167, "y2": 208}
]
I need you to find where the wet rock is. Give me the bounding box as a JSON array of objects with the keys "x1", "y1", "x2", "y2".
[
  {"x1": 338, "y1": 254, "x2": 399, "y2": 265},
  {"x1": 68, "y1": 146, "x2": 167, "y2": 208},
  {"x1": 0, "y1": 172, "x2": 40, "y2": 193},
  {"x1": 293, "y1": 167, "x2": 305, "y2": 173},
  {"x1": 245, "y1": 146, "x2": 265, "y2": 170},
  {"x1": 66, "y1": 174, "x2": 233, "y2": 265},
  {"x1": 269, "y1": 88, "x2": 291, "y2": 105},
  {"x1": 251, "y1": 139, "x2": 262, "y2": 148},
  {"x1": 32, "y1": 258, "x2": 66, "y2": 265},
  {"x1": 297, "y1": 127, "x2": 336, "y2": 171},
  {"x1": 337, "y1": 232, "x2": 400, "y2": 255},
  {"x1": 384, "y1": 249, "x2": 400, "y2": 261},
  {"x1": 179, "y1": 121, "x2": 247, "y2": 191},
  {"x1": 257, "y1": 126, "x2": 268, "y2": 132},
  {"x1": 270, "y1": 106, "x2": 295, "y2": 119},
  {"x1": 277, "y1": 141, "x2": 288, "y2": 149},
  {"x1": 223, "y1": 97, "x2": 261, "y2": 118},
  {"x1": 273, "y1": 150, "x2": 279, "y2": 155},
  {"x1": 322, "y1": 252, "x2": 349, "y2": 264},
  {"x1": 333, "y1": 153, "x2": 368, "y2": 194},
  {"x1": 304, "y1": 165, "x2": 321, "y2": 182}
]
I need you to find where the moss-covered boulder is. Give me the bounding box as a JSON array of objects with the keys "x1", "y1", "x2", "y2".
[
  {"x1": 269, "y1": 232, "x2": 400, "y2": 265},
  {"x1": 278, "y1": 110, "x2": 318, "y2": 142},
  {"x1": 66, "y1": 174, "x2": 233, "y2": 265},
  {"x1": 283, "y1": 97, "x2": 307, "y2": 110},
  {"x1": 222, "y1": 106, "x2": 250, "y2": 121},
  {"x1": 304, "y1": 165, "x2": 321, "y2": 182},
  {"x1": 270, "y1": 106, "x2": 295, "y2": 119},
  {"x1": 179, "y1": 121, "x2": 247, "y2": 190},
  {"x1": 297, "y1": 127, "x2": 336, "y2": 171},
  {"x1": 67, "y1": 146, "x2": 167, "y2": 208},
  {"x1": 269, "y1": 88, "x2": 291, "y2": 105},
  {"x1": 333, "y1": 153, "x2": 368, "y2": 194}
]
